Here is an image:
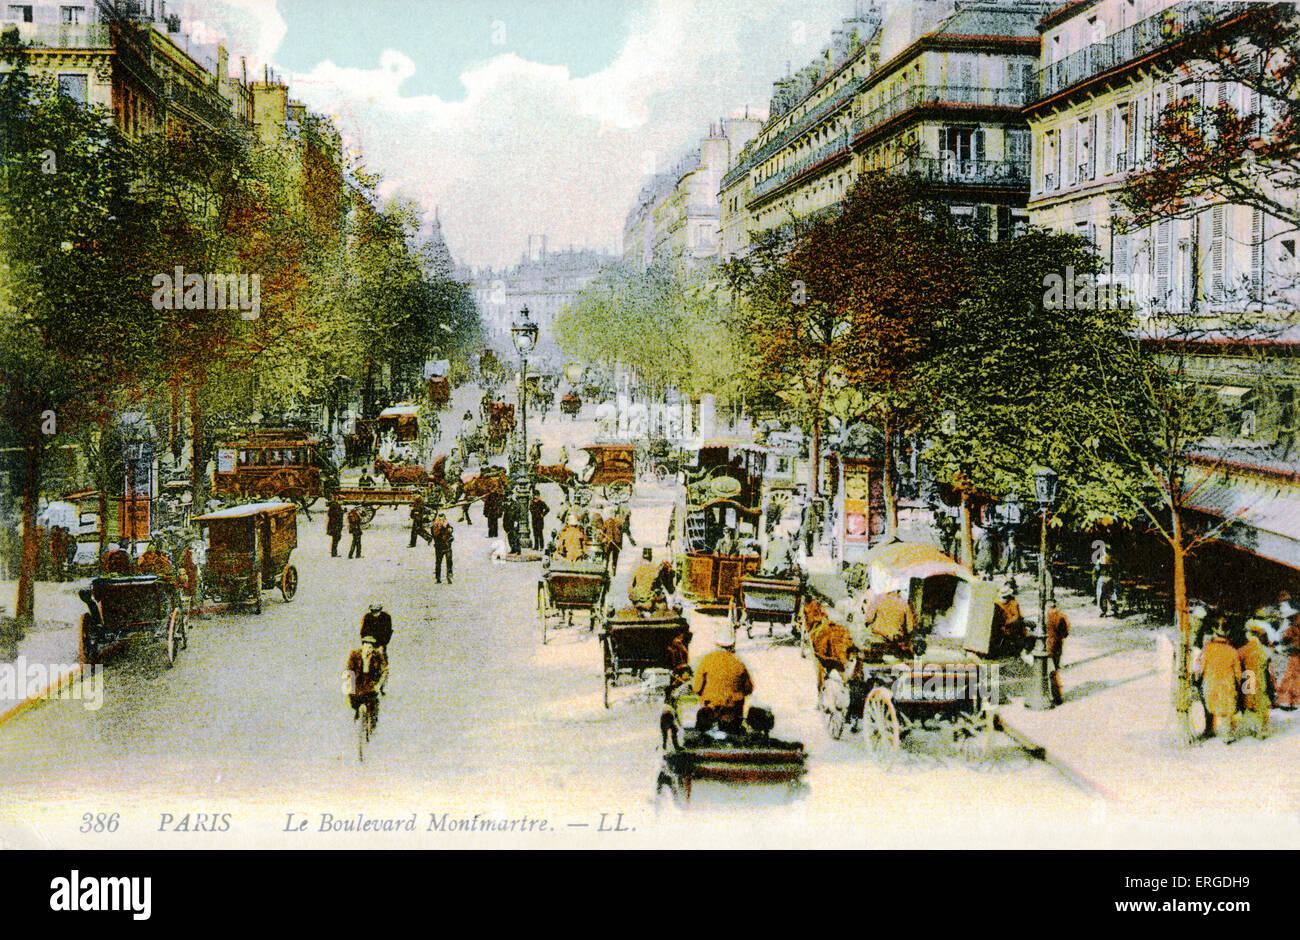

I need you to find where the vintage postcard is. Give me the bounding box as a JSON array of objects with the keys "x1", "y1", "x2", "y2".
[{"x1": 1, "y1": 0, "x2": 1298, "y2": 857}]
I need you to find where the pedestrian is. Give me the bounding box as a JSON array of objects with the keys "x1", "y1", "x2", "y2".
[
  {"x1": 33, "y1": 523, "x2": 47, "y2": 581},
  {"x1": 991, "y1": 583, "x2": 1026, "y2": 658},
  {"x1": 529, "y1": 493, "x2": 549, "y2": 552},
  {"x1": 483, "y1": 487, "x2": 503, "y2": 539},
  {"x1": 602, "y1": 507, "x2": 635, "y2": 574},
  {"x1": 530, "y1": 441, "x2": 542, "y2": 466},
  {"x1": 1045, "y1": 601, "x2": 1070, "y2": 705},
  {"x1": 347, "y1": 506, "x2": 363, "y2": 559},
  {"x1": 326, "y1": 498, "x2": 344, "y2": 557},
  {"x1": 408, "y1": 493, "x2": 431, "y2": 548},
  {"x1": 1238, "y1": 621, "x2": 1276, "y2": 736},
  {"x1": 1276, "y1": 613, "x2": 1300, "y2": 711},
  {"x1": 49, "y1": 525, "x2": 69, "y2": 583},
  {"x1": 1095, "y1": 561, "x2": 1116, "y2": 617},
  {"x1": 973, "y1": 526, "x2": 996, "y2": 580},
  {"x1": 430, "y1": 511, "x2": 454, "y2": 584},
  {"x1": 503, "y1": 495, "x2": 523, "y2": 556},
  {"x1": 1196, "y1": 616, "x2": 1242, "y2": 740},
  {"x1": 933, "y1": 512, "x2": 959, "y2": 560}
]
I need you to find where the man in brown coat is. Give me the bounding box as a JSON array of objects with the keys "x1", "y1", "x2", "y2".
[
  {"x1": 1238, "y1": 622, "x2": 1275, "y2": 735},
  {"x1": 629, "y1": 547, "x2": 664, "y2": 612},
  {"x1": 991, "y1": 584, "x2": 1026, "y2": 658},
  {"x1": 1045, "y1": 603, "x2": 1070, "y2": 705},
  {"x1": 1197, "y1": 619, "x2": 1242, "y2": 740},
  {"x1": 49, "y1": 526, "x2": 70, "y2": 582},
  {"x1": 347, "y1": 507, "x2": 364, "y2": 559},
  {"x1": 483, "y1": 489, "x2": 503, "y2": 539},
  {"x1": 430, "y1": 511, "x2": 454, "y2": 584},
  {"x1": 692, "y1": 622, "x2": 753, "y2": 732},
  {"x1": 326, "y1": 499, "x2": 345, "y2": 556},
  {"x1": 861, "y1": 590, "x2": 917, "y2": 656},
  {"x1": 408, "y1": 494, "x2": 431, "y2": 548}
]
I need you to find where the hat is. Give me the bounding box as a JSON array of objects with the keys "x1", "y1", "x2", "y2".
[
  {"x1": 999, "y1": 585, "x2": 1015, "y2": 600},
  {"x1": 361, "y1": 635, "x2": 378, "y2": 645},
  {"x1": 715, "y1": 620, "x2": 736, "y2": 649},
  {"x1": 368, "y1": 601, "x2": 383, "y2": 613}
]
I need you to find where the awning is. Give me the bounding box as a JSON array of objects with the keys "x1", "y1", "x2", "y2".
[
  {"x1": 862, "y1": 540, "x2": 971, "y2": 593},
  {"x1": 1186, "y1": 472, "x2": 1300, "y2": 570}
]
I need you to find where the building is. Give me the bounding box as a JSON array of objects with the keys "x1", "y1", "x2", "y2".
[
  {"x1": 719, "y1": 0, "x2": 1047, "y2": 257},
  {"x1": 1025, "y1": 0, "x2": 1300, "y2": 591},
  {"x1": 471, "y1": 239, "x2": 618, "y2": 356},
  {"x1": 623, "y1": 115, "x2": 762, "y2": 273}
]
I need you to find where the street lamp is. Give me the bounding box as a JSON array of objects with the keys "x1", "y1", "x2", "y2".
[
  {"x1": 510, "y1": 307, "x2": 539, "y2": 550},
  {"x1": 1028, "y1": 466, "x2": 1059, "y2": 711}
]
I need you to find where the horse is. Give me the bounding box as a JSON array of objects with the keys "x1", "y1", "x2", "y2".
[
  {"x1": 533, "y1": 464, "x2": 576, "y2": 499},
  {"x1": 459, "y1": 470, "x2": 507, "y2": 502},
  {"x1": 374, "y1": 458, "x2": 430, "y2": 488}
]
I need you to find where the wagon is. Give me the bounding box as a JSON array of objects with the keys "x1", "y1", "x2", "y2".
[
  {"x1": 537, "y1": 558, "x2": 609, "y2": 643},
  {"x1": 580, "y1": 444, "x2": 635, "y2": 502},
  {"x1": 193, "y1": 501, "x2": 299, "y2": 615},
  {"x1": 212, "y1": 430, "x2": 325, "y2": 508},
  {"x1": 332, "y1": 487, "x2": 430, "y2": 526},
  {"x1": 730, "y1": 573, "x2": 805, "y2": 641},
  {"x1": 598, "y1": 610, "x2": 690, "y2": 709},
  {"x1": 485, "y1": 402, "x2": 515, "y2": 455},
  {"x1": 560, "y1": 392, "x2": 582, "y2": 418},
  {"x1": 79, "y1": 574, "x2": 187, "y2": 666},
  {"x1": 428, "y1": 377, "x2": 451, "y2": 410}
]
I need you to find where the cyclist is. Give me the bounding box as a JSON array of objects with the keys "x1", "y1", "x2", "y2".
[
  {"x1": 346, "y1": 635, "x2": 387, "y2": 729},
  {"x1": 361, "y1": 601, "x2": 393, "y2": 660}
]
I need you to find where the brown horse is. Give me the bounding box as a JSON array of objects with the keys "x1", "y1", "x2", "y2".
[
  {"x1": 374, "y1": 459, "x2": 430, "y2": 488},
  {"x1": 534, "y1": 463, "x2": 575, "y2": 498},
  {"x1": 459, "y1": 470, "x2": 507, "y2": 502}
]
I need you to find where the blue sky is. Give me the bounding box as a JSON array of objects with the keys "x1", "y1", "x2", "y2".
[{"x1": 271, "y1": 0, "x2": 646, "y2": 100}]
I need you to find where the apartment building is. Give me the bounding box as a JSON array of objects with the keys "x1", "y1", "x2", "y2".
[{"x1": 1026, "y1": 0, "x2": 1300, "y2": 586}]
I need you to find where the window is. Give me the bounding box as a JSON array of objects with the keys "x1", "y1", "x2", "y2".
[
  {"x1": 1065, "y1": 122, "x2": 1077, "y2": 185},
  {"x1": 57, "y1": 74, "x2": 87, "y2": 103},
  {"x1": 1007, "y1": 129, "x2": 1030, "y2": 168},
  {"x1": 60, "y1": 5, "x2": 84, "y2": 24},
  {"x1": 942, "y1": 125, "x2": 984, "y2": 172},
  {"x1": 6, "y1": 5, "x2": 32, "y2": 21},
  {"x1": 1116, "y1": 103, "x2": 1130, "y2": 171}
]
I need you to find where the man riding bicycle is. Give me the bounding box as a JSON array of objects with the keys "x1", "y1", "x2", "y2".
[
  {"x1": 362, "y1": 602, "x2": 393, "y2": 659},
  {"x1": 346, "y1": 635, "x2": 387, "y2": 726}
]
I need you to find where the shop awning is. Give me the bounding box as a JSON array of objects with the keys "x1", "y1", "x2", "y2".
[{"x1": 1186, "y1": 472, "x2": 1300, "y2": 570}]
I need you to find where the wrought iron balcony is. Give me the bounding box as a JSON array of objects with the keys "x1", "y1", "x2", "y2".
[
  {"x1": 905, "y1": 156, "x2": 1031, "y2": 187},
  {"x1": 747, "y1": 130, "x2": 853, "y2": 205},
  {"x1": 1034, "y1": 0, "x2": 1247, "y2": 102},
  {"x1": 854, "y1": 85, "x2": 1030, "y2": 139},
  {"x1": 0, "y1": 22, "x2": 112, "y2": 48}
]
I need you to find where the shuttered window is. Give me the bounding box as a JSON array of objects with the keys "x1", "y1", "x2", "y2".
[
  {"x1": 1156, "y1": 219, "x2": 1172, "y2": 307},
  {"x1": 1251, "y1": 208, "x2": 1265, "y2": 303},
  {"x1": 1210, "y1": 206, "x2": 1226, "y2": 300}
]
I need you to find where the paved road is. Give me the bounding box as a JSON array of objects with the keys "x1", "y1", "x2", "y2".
[{"x1": 0, "y1": 386, "x2": 1092, "y2": 848}]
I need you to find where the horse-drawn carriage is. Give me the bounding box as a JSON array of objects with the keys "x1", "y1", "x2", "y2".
[
  {"x1": 484, "y1": 402, "x2": 515, "y2": 456},
  {"x1": 193, "y1": 502, "x2": 299, "y2": 615},
  {"x1": 79, "y1": 574, "x2": 187, "y2": 666},
  {"x1": 212, "y1": 430, "x2": 326, "y2": 509},
  {"x1": 331, "y1": 487, "x2": 432, "y2": 527},
  {"x1": 598, "y1": 609, "x2": 690, "y2": 709},
  {"x1": 537, "y1": 558, "x2": 609, "y2": 643},
  {"x1": 730, "y1": 572, "x2": 805, "y2": 641},
  {"x1": 560, "y1": 392, "x2": 582, "y2": 418},
  {"x1": 579, "y1": 444, "x2": 635, "y2": 503},
  {"x1": 673, "y1": 498, "x2": 762, "y2": 614},
  {"x1": 814, "y1": 541, "x2": 1003, "y2": 757}
]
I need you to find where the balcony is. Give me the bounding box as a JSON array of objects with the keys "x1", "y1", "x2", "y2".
[
  {"x1": 0, "y1": 22, "x2": 112, "y2": 48},
  {"x1": 905, "y1": 156, "x2": 1031, "y2": 188},
  {"x1": 855, "y1": 85, "x2": 1030, "y2": 140},
  {"x1": 1035, "y1": 0, "x2": 1247, "y2": 102},
  {"x1": 747, "y1": 130, "x2": 853, "y2": 206},
  {"x1": 164, "y1": 80, "x2": 234, "y2": 131}
]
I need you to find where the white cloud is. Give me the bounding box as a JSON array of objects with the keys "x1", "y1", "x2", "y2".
[{"x1": 165, "y1": 0, "x2": 861, "y2": 269}]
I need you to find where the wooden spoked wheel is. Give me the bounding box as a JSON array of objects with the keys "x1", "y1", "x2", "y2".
[{"x1": 863, "y1": 686, "x2": 901, "y2": 753}]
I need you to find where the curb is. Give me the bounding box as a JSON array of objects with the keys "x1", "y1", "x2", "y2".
[
  {"x1": 995, "y1": 712, "x2": 1119, "y2": 800},
  {"x1": 0, "y1": 662, "x2": 88, "y2": 728}
]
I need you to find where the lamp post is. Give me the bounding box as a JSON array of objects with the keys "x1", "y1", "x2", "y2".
[
  {"x1": 511, "y1": 307, "x2": 539, "y2": 547},
  {"x1": 1028, "y1": 466, "x2": 1059, "y2": 711}
]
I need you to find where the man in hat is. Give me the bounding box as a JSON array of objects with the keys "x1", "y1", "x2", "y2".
[
  {"x1": 762, "y1": 526, "x2": 797, "y2": 578},
  {"x1": 601, "y1": 507, "x2": 634, "y2": 575},
  {"x1": 346, "y1": 506, "x2": 364, "y2": 559},
  {"x1": 1238, "y1": 621, "x2": 1276, "y2": 735},
  {"x1": 483, "y1": 487, "x2": 503, "y2": 539},
  {"x1": 326, "y1": 498, "x2": 345, "y2": 557},
  {"x1": 629, "y1": 547, "x2": 665, "y2": 613},
  {"x1": 530, "y1": 493, "x2": 550, "y2": 552},
  {"x1": 556, "y1": 511, "x2": 588, "y2": 561},
  {"x1": 431, "y1": 511, "x2": 454, "y2": 584},
  {"x1": 1196, "y1": 615, "x2": 1242, "y2": 740},
  {"x1": 692, "y1": 622, "x2": 754, "y2": 734},
  {"x1": 860, "y1": 589, "x2": 917, "y2": 657},
  {"x1": 49, "y1": 525, "x2": 69, "y2": 583},
  {"x1": 990, "y1": 583, "x2": 1026, "y2": 658},
  {"x1": 408, "y1": 493, "x2": 432, "y2": 548},
  {"x1": 503, "y1": 493, "x2": 524, "y2": 556},
  {"x1": 138, "y1": 539, "x2": 174, "y2": 586},
  {"x1": 361, "y1": 601, "x2": 394, "y2": 657}
]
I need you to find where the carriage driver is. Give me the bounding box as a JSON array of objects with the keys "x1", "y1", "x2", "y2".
[{"x1": 692, "y1": 621, "x2": 754, "y2": 734}]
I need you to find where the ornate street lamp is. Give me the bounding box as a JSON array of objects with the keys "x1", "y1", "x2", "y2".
[
  {"x1": 1028, "y1": 466, "x2": 1059, "y2": 711},
  {"x1": 510, "y1": 307, "x2": 540, "y2": 551}
]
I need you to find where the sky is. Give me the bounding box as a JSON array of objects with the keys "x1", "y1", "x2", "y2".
[{"x1": 165, "y1": 0, "x2": 868, "y2": 270}]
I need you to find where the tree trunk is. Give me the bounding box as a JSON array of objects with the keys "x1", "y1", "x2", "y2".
[
  {"x1": 1170, "y1": 509, "x2": 1194, "y2": 745},
  {"x1": 959, "y1": 489, "x2": 974, "y2": 571},
  {"x1": 363, "y1": 358, "x2": 375, "y2": 420},
  {"x1": 189, "y1": 385, "x2": 204, "y2": 509},
  {"x1": 810, "y1": 373, "x2": 826, "y2": 500},
  {"x1": 169, "y1": 381, "x2": 182, "y2": 462},
  {"x1": 96, "y1": 418, "x2": 109, "y2": 569},
  {"x1": 14, "y1": 441, "x2": 40, "y2": 622},
  {"x1": 882, "y1": 413, "x2": 898, "y2": 538}
]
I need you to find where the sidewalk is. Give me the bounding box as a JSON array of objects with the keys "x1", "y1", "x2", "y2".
[
  {"x1": 0, "y1": 580, "x2": 86, "y2": 722},
  {"x1": 800, "y1": 546, "x2": 1300, "y2": 813}
]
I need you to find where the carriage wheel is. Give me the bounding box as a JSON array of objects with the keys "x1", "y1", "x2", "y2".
[
  {"x1": 607, "y1": 481, "x2": 632, "y2": 503},
  {"x1": 166, "y1": 609, "x2": 180, "y2": 667},
  {"x1": 863, "y1": 686, "x2": 901, "y2": 753},
  {"x1": 602, "y1": 638, "x2": 613, "y2": 709},
  {"x1": 280, "y1": 565, "x2": 299, "y2": 602},
  {"x1": 359, "y1": 506, "x2": 377, "y2": 526},
  {"x1": 821, "y1": 674, "x2": 847, "y2": 740}
]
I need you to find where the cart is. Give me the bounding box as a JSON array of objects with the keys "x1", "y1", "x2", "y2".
[
  {"x1": 537, "y1": 558, "x2": 609, "y2": 643},
  {"x1": 79, "y1": 574, "x2": 187, "y2": 666},
  {"x1": 331, "y1": 487, "x2": 430, "y2": 526},
  {"x1": 598, "y1": 609, "x2": 690, "y2": 709},
  {"x1": 193, "y1": 501, "x2": 299, "y2": 615},
  {"x1": 580, "y1": 444, "x2": 635, "y2": 502},
  {"x1": 428, "y1": 377, "x2": 451, "y2": 410},
  {"x1": 560, "y1": 392, "x2": 582, "y2": 418},
  {"x1": 486, "y1": 402, "x2": 515, "y2": 455},
  {"x1": 730, "y1": 573, "x2": 805, "y2": 641}
]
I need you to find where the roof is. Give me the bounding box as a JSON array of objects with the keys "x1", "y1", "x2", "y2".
[
  {"x1": 863, "y1": 540, "x2": 970, "y2": 584},
  {"x1": 931, "y1": 2, "x2": 1049, "y2": 41},
  {"x1": 194, "y1": 501, "x2": 295, "y2": 521},
  {"x1": 378, "y1": 405, "x2": 419, "y2": 417}
]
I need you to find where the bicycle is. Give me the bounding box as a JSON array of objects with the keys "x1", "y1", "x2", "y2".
[{"x1": 355, "y1": 695, "x2": 379, "y2": 761}]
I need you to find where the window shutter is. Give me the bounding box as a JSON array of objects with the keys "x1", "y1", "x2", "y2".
[
  {"x1": 1103, "y1": 108, "x2": 1113, "y2": 174},
  {"x1": 1065, "y1": 125, "x2": 1075, "y2": 185},
  {"x1": 1211, "y1": 206, "x2": 1226, "y2": 300},
  {"x1": 1251, "y1": 208, "x2": 1265, "y2": 303},
  {"x1": 1088, "y1": 114, "x2": 1098, "y2": 178},
  {"x1": 1156, "y1": 220, "x2": 1172, "y2": 306},
  {"x1": 975, "y1": 127, "x2": 985, "y2": 164}
]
